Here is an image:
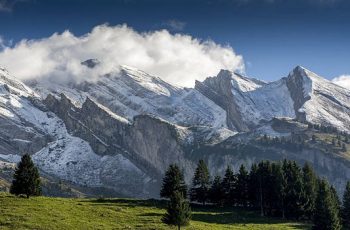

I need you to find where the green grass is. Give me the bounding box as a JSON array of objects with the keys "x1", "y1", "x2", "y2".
[{"x1": 0, "y1": 193, "x2": 310, "y2": 230}]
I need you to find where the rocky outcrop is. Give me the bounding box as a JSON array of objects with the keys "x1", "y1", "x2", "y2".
[
  {"x1": 195, "y1": 70, "x2": 250, "y2": 132},
  {"x1": 286, "y1": 66, "x2": 312, "y2": 122},
  {"x1": 44, "y1": 94, "x2": 196, "y2": 196}
]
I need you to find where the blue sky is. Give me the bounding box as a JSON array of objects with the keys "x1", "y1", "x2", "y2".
[{"x1": 0, "y1": 0, "x2": 350, "y2": 82}]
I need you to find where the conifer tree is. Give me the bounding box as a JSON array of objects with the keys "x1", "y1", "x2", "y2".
[
  {"x1": 236, "y1": 164, "x2": 249, "y2": 207},
  {"x1": 221, "y1": 166, "x2": 237, "y2": 206},
  {"x1": 331, "y1": 186, "x2": 341, "y2": 213},
  {"x1": 160, "y1": 164, "x2": 187, "y2": 199},
  {"x1": 302, "y1": 162, "x2": 318, "y2": 219},
  {"x1": 209, "y1": 176, "x2": 225, "y2": 207},
  {"x1": 313, "y1": 179, "x2": 341, "y2": 230},
  {"x1": 342, "y1": 181, "x2": 350, "y2": 229},
  {"x1": 248, "y1": 163, "x2": 260, "y2": 208},
  {"x1": 270, "y1": 162, "x2": 286, "y2": 218},
  {"x1": 190, "y1": 160, "x2": 211, "y2": 205},
  {"x1": 283, "y1": 160, "x2": 304, "y2": 219},
  {"x1": 162, "y1": 191, "x2": 191, "y2": 230},
  {"x1": 257, "y1": 161, "x2": 272, "y2": 216},
  {"x1": 10, "y1": 154, "x2": 41, "y2": 198}
]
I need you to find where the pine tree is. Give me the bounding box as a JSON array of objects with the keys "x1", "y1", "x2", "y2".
[
  {"x1": 221, "y1": 166, "x2": 237, "y2": 206},
  {"x1": 257, "y1": 161, "x2": 272, "y2": 216},
  {"x1": 342, "y1": 181, "x2": 350, "y2": 229},
  {"x1": 248, "y1": 163, "x2": 260, "y2": 208},
  {"x1": 190, "y1": 160, "x2": 210, "y2": 205},
  {"x1": 302, "y1": 162, "x2": 318, "y2": 219},
  {"x1": 313, "y1": 179, "x2": 341, "y2": 230},
  {"x1": 10, "y1": 154, "x2": 41, "y2": 198},
  {"x1": 162, "y1": 191, "x2": 191, "y2": 230},
  {"x1": 209, "y1": 176, "x2": 225, "y2": 207},
  {"x1": 236, "y1": 164, "x2": 249, "y2": 207},
  {"x1": 283, "y1": 160, "x2": 304, "y2": 219},
  {"x1": 270, "y1": 162, "x2": 286, "y2": 218},
  {"x1": 331, "y1": 186, "x2": 341, "y2": 213},
  {"x1": 160, "y1": 164, "x2": 187, "y2": 199}
]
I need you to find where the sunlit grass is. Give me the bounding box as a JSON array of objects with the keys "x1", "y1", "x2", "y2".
[{"x1": 0, "y1": 193, "x2": 310, "y2": 230}]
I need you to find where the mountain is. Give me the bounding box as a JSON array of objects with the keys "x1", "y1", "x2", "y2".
[
  {"x1": 0, "y1": 62, "x2": 349, "y2": 197},
  {"x1": 196, "y1": 66, "x2": 350, "y2": 133}
]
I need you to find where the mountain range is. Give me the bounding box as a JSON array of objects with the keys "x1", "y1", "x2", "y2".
[{"x1": 0, "y1": 62, "x2": 349, "y2": 197}]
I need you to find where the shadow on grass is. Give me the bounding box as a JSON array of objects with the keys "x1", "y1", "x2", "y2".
[
  {"x1": 192, "y1": 212, "x2": 310, "y2": 229},
  {"x1": 84, "y1": 198, "x2": 311, "y2": 229},
  {"x1": 84, "y1": 198, "x2": 167, "y2": 209}
]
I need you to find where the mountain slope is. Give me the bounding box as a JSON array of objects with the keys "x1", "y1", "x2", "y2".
[
  {"x1": 196, "y1": 66, "x2": 350, "y2": 133},
  {"x1": 0, "y1": 63, "x2": 350, "y2": 197},
  {"x1": 30, "y1": 65, "x2": 232, "y2": 137}
]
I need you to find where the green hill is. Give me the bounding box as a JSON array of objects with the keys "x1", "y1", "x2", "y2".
[{"x1": 0, "y1": 193, "x2": 310, "y2": 230}]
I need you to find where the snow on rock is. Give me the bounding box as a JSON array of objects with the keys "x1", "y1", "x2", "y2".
[
  {"x1": 288, "y1": 66, "x2": 350, "y2": 132},
  {"x1": 30, "y1": 64, "x2": 231, "y2": 139},
  {"x1": 227, "y1": 70, "x2": 296, "y2": 127}
]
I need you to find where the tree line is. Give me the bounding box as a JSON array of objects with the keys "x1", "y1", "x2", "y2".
[
  {"x1": 161, "y1": 159, "x2": 350, "y2": 230},
  {"x1": 7, "y1": 154, "x2": 350, "y2": 230}
]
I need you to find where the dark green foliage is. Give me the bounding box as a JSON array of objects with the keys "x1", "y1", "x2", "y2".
[
  {"x1": 209, "y1": 176, "x2": 225, "y2": 207},
  {"x1": 302, "y1": 163, "x2": 318, "y2": 219},
  {"x1": 190, "y1": 160, "x2": 211, "y2": 205},
  {"x1": 270, "y1": 162, "x2": 286, "y2": 218},
  {"x1": 257, "y1": 161, "x2": 273, "y2": 216},
  {"x1": 10, "y1": 154, "x2": 41, "y2": 198},
  {"x1": 313, "y1": 179, "x2": 341, "y2": 230},
  {"x1": 236, "y1": 164, "x2": 249, "y2": 207},
  {"x1": 331, "y1": 186, "x2": 341, "y2": 213},
  {"x1": 160, "y1": 164, "x2": 187, "y2": 199},
  {"x1": 162, "y1": 191, "x2": 191, "y2": 230},
  {"x1": 248, "y1": 163, "x2": 260, "y2": 208},
  {"x1": 221, "y1": 166, "x2": 237, "y2": 206},
  {"x1": 342, "y1": 181, "x2": 350, "y2": 229},
  {"x1": 282, "y1": 160, "x2": 304, "y2": 219},
  {"x1": 160, "y1": 157, "x2": 342, "y2": 226}
]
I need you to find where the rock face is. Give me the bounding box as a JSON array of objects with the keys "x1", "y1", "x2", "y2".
[
  {"x1": 196, "y1": 66, "x2": 350, "y2": 133},
  {"x1": 286, "y1": 66, "x2": 350, "y2": 132},
  {"x1": 43, "y1": 94, "x2": 197, "y2": 195},
  {"x1": 1, "y1": 63, "x2": 350, "y2": 197}
]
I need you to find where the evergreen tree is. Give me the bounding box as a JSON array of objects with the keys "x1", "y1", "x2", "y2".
[
  {"x1": 313, "y1": 179, "x2": 341, "y2": 230},
  {"x1": 236, "y1": 164, "x2": 249, "y2": 207},
  {"x1": 160, "y1": 164, "x2": 187, "y2": 199},
  {"x1": 10, "y1": 154, "x2": 41, "y2": 198},
  {"x1": 221, "y1": 166, "x2": 237, "y2": 206},
  {"x1": 248, "y1": 163, "x2": 260, "y2": 208},
  {"x1": 302, "y1": 162, "x2": 318, "y2": 219},
  {"x1": 342, "y1": 181, "x2": 350, "y2": 229},
  {"x1": 283, "y1": 160, "x2": 304, "y2": 219},
  {"x1": 331, "y1": 186, "x2": 341, "y2": 213},
  {"x1": 270, "y1": 162, "x2": 286, "y2": 218},
  {"x1": 162, "y1": 191, "x2": 191, "y2": 230},
  {"x1": 190, "y1": 160, "x2": 211, "y2": 205},
  {"x1": 257, "y1": 161, "x2": 272, "y2": 216},
  {"x1": 209, "y1": 176, "x2": 225, "y2": 207}
]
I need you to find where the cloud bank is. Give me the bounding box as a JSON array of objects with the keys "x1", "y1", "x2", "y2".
[
  {"x1": 332, "y1": 75, "x2": 350, "y2": 90},
  {"x1": 0, "y1": 24, "x2": 244, "y2": 87}
]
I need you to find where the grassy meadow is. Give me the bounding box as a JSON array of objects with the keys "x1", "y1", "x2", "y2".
[{"x1": 0, "y1": 193, "x2": 311, "y2": 230}]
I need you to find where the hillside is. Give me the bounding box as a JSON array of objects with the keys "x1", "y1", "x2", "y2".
[
  {"x1": 0, "y1": 193, "x2": 310, "y2": 230},
  {"x1": 1, "y1": 64, "x2": 350, "y2": 197}
]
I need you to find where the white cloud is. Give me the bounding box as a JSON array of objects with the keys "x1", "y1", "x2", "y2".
[
  {"x1": 0, "y1": 24, "x2": 244, "y2": 87},
  {"x1": 332, "y1": 75, "x2": 350, "y2": 90}
]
